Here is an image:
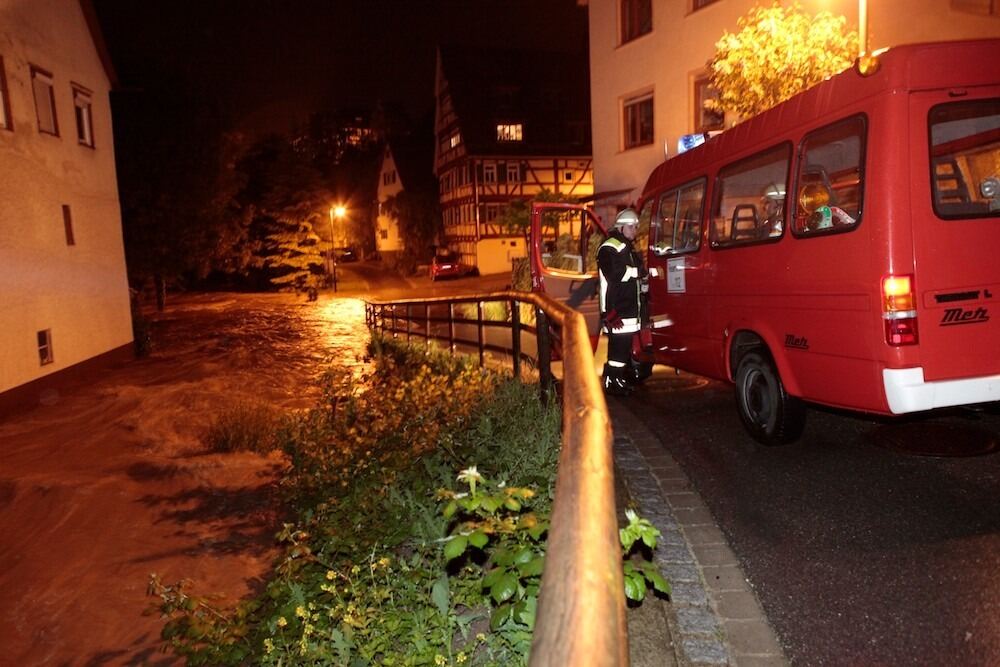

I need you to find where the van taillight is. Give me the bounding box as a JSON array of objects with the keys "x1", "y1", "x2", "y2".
[{"x1": 882, "y1": 274, "x2": 918, "y2": 345}]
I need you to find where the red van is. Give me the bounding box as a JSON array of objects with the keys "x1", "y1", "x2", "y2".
[{"x1": 532, "y1": 39, "x2": 1000, "y2": 444}]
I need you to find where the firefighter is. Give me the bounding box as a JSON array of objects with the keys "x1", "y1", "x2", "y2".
[{"x1": 598, "y1": 208, "x2": 643, "y2": 396}]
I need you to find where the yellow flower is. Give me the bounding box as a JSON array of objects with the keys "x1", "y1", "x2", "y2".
[
  {"x1": 264, "y1": 638, "x2": 274, "y2": 654},
  {"x1": 295, "y1": 605, "x2": 307, "y2": 618},
  {"x1": 326, "y1": 570, "x2": 337, "y2": 580},
  {"x1": 435, "y1": 655, "x2": 447, "y2": 666},
  {"x1": 476, "y1": 632, "x2": 487, "y2": 642},
  {"x1": 457, "y1": 652, "x2": 467, "y2": 663},
  {"x1": 378, "y1": 557, "x2": 391, "y2": 568},
  {"x1": 277, "y1": 616, "x2": 288, "y2": 628},
  {"x1": 351, "y1": 565, "x2": 361, "y2": 575}
]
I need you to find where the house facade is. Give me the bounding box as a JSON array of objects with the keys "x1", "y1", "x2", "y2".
[
  {"x1": 434, "y1": 46, "x2": 594, "y2": 276},
  {"x1": 375, "y1": 145, "x2": 405, "y2": 258},
  {"x1": 0, "y1": 0, "x2": 133, "y2": 415},
  {"x1": 585, "y1": 0, "x2": 1000, "y2": 224}
]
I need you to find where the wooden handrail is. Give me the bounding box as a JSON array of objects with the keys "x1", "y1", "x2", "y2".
[{"x1": 365, "y1": 291, "x2": 627, "y2": 666}]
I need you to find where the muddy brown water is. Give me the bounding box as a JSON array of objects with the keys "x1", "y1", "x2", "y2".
[{"x1": 0, "y1": 293, "x2": 369, "y2": 666}]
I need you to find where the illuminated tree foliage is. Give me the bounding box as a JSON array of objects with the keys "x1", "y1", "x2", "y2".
[{"x1": 707, "y1": 2, "x2": 859, "y2": 118}]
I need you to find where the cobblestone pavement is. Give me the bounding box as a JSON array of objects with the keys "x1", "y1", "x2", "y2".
[{"x1": 609, "y1": 399, "x2": 789, "y2": 667}]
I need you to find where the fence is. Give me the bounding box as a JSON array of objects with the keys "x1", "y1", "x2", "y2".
[{"x1": 365, "y1": 291, "x2": 627, "y2": 666}]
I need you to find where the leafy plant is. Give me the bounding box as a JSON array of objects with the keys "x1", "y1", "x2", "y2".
[
  {"x1": 707, "y1": 2, "x2": 858, "y2": 118},
  {"x1": 619, "y1": 510, "x2": 671, "y2": 602}
]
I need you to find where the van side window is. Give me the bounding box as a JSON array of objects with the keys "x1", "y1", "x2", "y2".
[
  {"x1": 653, "y1": 179, "x2": 705, "y2": 255},
  {"x1": 928, "y1": 98, "x2": 1000, "y2": 219},
  {"x1": 636, "y1": 198, "x2": 654, "y2": 255},
  {"x1": 711, "y1": 145, "x2": 791, "y2": 247},
  {"x1": 793, "y1": 115, "x2": 866, "y2": 235}
]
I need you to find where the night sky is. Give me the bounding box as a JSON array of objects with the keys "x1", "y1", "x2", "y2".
[{"x1": 92, "y1": 0, "x2": 590, "y2": 135}]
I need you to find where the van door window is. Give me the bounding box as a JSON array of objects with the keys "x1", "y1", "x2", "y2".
[
  {"x1": 540, "y1": 208, "x2": 598, "y2": 274},
  {"x1": 929, "y1": 98, "x2": 1000, "y2": 219},
  {"x1": 793, "y1": 115, "x2": 867, "y2": 235},
  {"x1": 711, "y1": 145, "x2": 791, "y2": 247},
  {"x1": 653, "y1": 180, "x2": 705, "y2": 255}
]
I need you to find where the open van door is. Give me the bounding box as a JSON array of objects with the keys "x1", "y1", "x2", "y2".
[{"x1": 529, "y1": 202, "x2": 607, "y2": 347}]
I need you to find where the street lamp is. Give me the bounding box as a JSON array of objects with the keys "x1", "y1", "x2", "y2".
[{"x1": 329, "y1": 205, "x2": 346, "y2": 292}]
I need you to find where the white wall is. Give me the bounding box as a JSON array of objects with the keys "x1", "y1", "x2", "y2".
[
  {"x1": 0, "y1": 0, "x2": 132, "y2": 395},
  {"x1": 375, "y1": 148, "x2": 403, "y2": 254},
  {"x1": 587, "y1": 0, "x2": 1000, "y2": 223}
]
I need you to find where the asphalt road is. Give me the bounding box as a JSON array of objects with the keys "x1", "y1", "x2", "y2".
[{"x1": 621, "y1": 366, "x2": 1000, "y2": 666}]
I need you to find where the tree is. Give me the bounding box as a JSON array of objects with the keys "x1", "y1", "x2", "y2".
[
  {"x1": 707, "y1": 2, "x2": 858, "y2": 119},
  {"x1": 234, "y1": 135, "x2": 333, "y2": 291},
  {"x1": 382, "y1": 189, "x2": 442, "y2": 266}
]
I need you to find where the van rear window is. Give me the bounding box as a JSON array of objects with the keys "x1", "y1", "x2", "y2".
[{"x1": 929, "y1": 98, "x2": 1000, "y2": 219}]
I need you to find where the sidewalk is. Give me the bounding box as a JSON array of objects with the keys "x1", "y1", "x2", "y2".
[{"x1": 608, "y1": 399, "x2": 789, "y2": 667}]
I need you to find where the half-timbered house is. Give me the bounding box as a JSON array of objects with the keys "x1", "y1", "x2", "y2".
[{"x1": 434, "y1": 46, "x2": 593, "y2": 276}]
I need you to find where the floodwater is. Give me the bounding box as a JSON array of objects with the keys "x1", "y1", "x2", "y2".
[{"x1": 0, "y1": 292, "x2": 370, "y2": 666}]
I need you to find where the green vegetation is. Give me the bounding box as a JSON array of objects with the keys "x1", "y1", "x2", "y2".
[
  {"x1": 707, "y1": 1, "x2": 858, "y2": 118},
  {"x1": 149, "y1": 337, "x2": 666, "y2": 665}
]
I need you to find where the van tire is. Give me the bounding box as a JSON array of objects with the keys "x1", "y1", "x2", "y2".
[{"x1": 735, "y1": 351, "x2": 806, "y2": 445}]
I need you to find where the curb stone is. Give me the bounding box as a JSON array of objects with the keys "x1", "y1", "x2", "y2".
[{"x1": 608, "y1": 400, "x2": 789, "y2": 667}]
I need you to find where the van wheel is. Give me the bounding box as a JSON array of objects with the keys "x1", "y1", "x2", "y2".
[{"x1": 735, "y1": 351, "x2": 806, "y2": 445}]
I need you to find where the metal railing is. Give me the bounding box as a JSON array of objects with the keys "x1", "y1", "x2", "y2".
[{"x1": 365, "y1": 291, "x2": 627, "y2": 666}]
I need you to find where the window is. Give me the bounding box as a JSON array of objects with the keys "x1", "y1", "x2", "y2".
[
  {"x1": 38, "y1": 330, "x2": 53, "y2": 365},
  {"x1": 507, "y1": 163, "x2": 520, "y2": 182},
  {"x1": 564, "y1": 171, "x2": 574, "y2": 182},
  {"x1": 485, "y1": 204, "x2": 500, "y2": 222},
  {"x1": 951, "y1": 0, "x2": 998, "y2": 15},
  {"x1": 793, "y1": 115, "x2": 867, "y2": 234},
  {"x1": 711, "y1": 144, "x2": 791, "y2": 247},
  {"x1": 654, "y1": 180, "x2": 706, "y2": 254},
  {"x1": 449, "y1": 131, "x2": 461, "y2": 148},
  {"x1": 694, "y1": 75, "x2": 724, "y2": 133},
  {"x1": 929, "y1": 99, "x2": 1000, "y2": 220},
  {"x1": 31, "y1": 66, "x2": 58, "y2": 136},
  {"x1": 483, "y1": 163, "x2": 497, "y2": 183},
  {"x1": 497, "y1": 123, "x2": 523, "y2": 142},
  {"x1": 379, "y1": 229, "x2": 388, "y2": 240},
  {"x1": 62, "y1": 205, "x2": 75, "y2": 245},
  {"x1": 623, "y1": 93, "x2": 654, "y2": 149},
  {"x1": 692, "y1": 0, "x2": 721, "y2": 10},
  {"x1": 73, "y1": 85, "x2": 94, "y2": 147},
  {"x1": 0, "y1": 56, "x2": 11, "y2": 131},
  {"x1": 620, "y1": 0, "x2": 652, "y2": 44}
]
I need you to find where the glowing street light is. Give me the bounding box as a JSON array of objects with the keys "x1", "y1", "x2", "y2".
[{"x1": 329, "y1": 205, "x2": 346, "y2": 292}]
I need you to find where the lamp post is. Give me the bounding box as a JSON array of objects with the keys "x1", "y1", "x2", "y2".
[{"x1": 329, "y1": 205, "x2": 345, "y2": 292}]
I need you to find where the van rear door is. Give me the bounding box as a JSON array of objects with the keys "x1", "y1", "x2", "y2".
[{"x1": 909, "y1": 92, "x2": 1000, "y2": 382}]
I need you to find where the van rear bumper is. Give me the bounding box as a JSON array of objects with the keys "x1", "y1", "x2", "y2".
[{"x1": 883, "y1": 368, "x2": 1000, "y2": 414}]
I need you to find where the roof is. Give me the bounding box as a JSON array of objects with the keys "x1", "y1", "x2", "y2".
[
  {"x1": 438, "y1": 44, "x2": 591, "y2": 157},
  {"x1": 78, "y1": 0, "x2": 119, "y2": 89}
]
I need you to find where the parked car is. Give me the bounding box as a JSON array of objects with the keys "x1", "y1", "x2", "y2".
[
  {"x1": 430, "y1": 250, "x2": 478, "y2": 281},
  {"x1": 334, "y1": 247, "x2": 357, "y2": 262}
]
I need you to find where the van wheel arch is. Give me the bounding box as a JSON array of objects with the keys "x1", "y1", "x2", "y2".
[{"x1": 729, "y1": 334, "x2": 807, "y2": 445}]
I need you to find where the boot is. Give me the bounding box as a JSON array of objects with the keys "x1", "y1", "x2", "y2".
[{"x1": 603, "y1": 363, "x2": 632, "y2": 396}]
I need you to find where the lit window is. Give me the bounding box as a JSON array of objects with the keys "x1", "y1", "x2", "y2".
[
  {"x1": 496, "y1": 123, "x2": 523, "y2": 142},
  {"x1": 449, "y1": 132, "x2": 461, "y2": 148},
  {"x1": 31, "y1": 66, "x2": 58, "y2": 136},
  {"x1": 0, "y1": 56, "x2": 11, "y2": 131},
  {"x1": 694, "y1": 75, "x2": 724, "y2": 133},
  {"x1": 623, "y1": 93, "x2": 654, "y2": 149},
  {"x1": 620, "y1": 0, "x2": 652, "y2": 44},
  {"x1": 38, "y1": 329, "x2": 53, "y2": 365},
  {"x1": 73, "y1": 85, "x2": 94, "y2": 147},
  {"x1": 483, "y1": 163, "x2": 497, "y2": 183},
  {"x1": 507, "y1": 164, "x2": 520, "y2": 182}
]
